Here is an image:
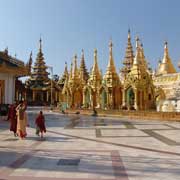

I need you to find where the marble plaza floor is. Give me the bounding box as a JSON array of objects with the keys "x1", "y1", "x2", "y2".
[{"x1": 0, "y1": 107, "x2": 180, "y2": 180}]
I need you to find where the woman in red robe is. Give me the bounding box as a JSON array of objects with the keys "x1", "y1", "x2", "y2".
[
  {"x1": 8, "y1": 103, "x2": 17, "y2": 136},
  {"x1": 35, "y1": 111, "x2": 46, "y2": 138}
]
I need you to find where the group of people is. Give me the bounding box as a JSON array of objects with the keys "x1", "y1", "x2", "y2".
[{"x1": 8, "y1": 101, "x2": 46, "y2": 139}]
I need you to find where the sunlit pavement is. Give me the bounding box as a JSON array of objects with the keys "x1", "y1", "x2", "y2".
[{"x1": 1, "y1": 107, "x2": 180, "y2": 180}]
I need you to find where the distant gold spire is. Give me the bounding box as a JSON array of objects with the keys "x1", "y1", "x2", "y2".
[
  {"x1": 162, "y1": 41, "x2": 169, "y2": 63},
  {"x1": 107, "y1": 39, "x2": 116, "y2": 71},
  {"x1": 58, "y1": 61, "x2": 68, "y2": 86},
  {"x1": 157, "y1": 41, "x2": 176, "y2": 75},
  {"x1": 91, "y1": 48, "x2": 100, "y2": 76},
  {"x1": 133, "y1": 36, "x2": 141, "y2": 65},
  {"x1": 139, "y1": 41, "x2": 148, "y2": 69},
  {"x1": 71, "y1": 54, "x2": 80, "y2": 83},
  {"x1": 88, "y1": 49, "x2": 101, "y2": 87},
  {"x1": 129, "y1": 36, "x2": 143, "y2": 78},
  {"x1": 69, "y1": 62, "x2": 73, "y2": 80},
  {"x1": 65, "y1": 61, "x2": 68, "y2": 73},
  {"x1": 29, "y1": 51, "x2": 33, "y2": 66},
  {"x1": 104, "y1": 40, "x2": 119, "y2": 86}
]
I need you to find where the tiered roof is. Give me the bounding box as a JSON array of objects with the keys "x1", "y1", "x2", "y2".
[
  {"x1": 121, "y1": 29, "x2": 134, "y2": 77},
  {"x1": 79, "y1": 49, "x2": 89, "y2": 83},
  {"x1": 27, "y1": 38, "x2": 50, "y2": 89}
]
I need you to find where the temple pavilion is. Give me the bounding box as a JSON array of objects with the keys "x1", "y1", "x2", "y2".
[
  {"x1": 25, "y1": 39, "x2": 60, "y2": 105},
  {"x1": 24, "y1": 30, "x2": 180, "y2": 112}
]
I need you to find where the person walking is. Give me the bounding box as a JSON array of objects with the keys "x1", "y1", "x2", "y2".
[
  {"x1": 16, "y1": 101, "x2": 27, "y2": 139},
  {"x1": 8, "y1": 102, "x2": 18, "y2": 136},
  {"x1": 35, "y1": 111, "x2": 46, "y2": 138}
]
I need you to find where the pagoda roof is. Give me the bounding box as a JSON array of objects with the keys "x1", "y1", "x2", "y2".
[{"x1": 0, "y1": 51, "x2": 28, "y2": 76}]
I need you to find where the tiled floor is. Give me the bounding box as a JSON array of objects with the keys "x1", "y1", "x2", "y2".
[{"x1": 1, "y1": 108, "x2": 180, "y2": 179}]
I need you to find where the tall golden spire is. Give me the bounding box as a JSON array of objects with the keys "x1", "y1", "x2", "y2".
[
  {"x1": 58, "y1": 62, "x2": 68, "y2": 86},
  {"x1": 139, "y1": 41, "x2": 148, "y2": 69},
  {"x1": 157, "y1": 41, "x2": 176, "y2": 75},
  {"x1": 27, "y1": 51, "x2": 33, "y2": 74},
  {"x1": 91, "y1": 49, "x2": 101, "y2": 77},
  {"x1": 69, "y1": 62, "x2": 73, "y2": 80},
  {"x1": 72, "y1": 54, "x2": 78, "y2": 79},
  {"x1": 104, "y1": 40, "x2": 119, "y2": 86},
  {"x1": 121, "y1": 29, "x2": 134, "y2": 77},
  {"x1": 79, "y1": 49, "x2": 89, "y2": 82},
  {"x1": 133, "y1": 36, "x2": 141, "y2": 65},
  {"x1": 163, "y1": 41, "x2": 169, "y2": 63},
  {"x1": 88, "y1": 49, "x2": 101, "y2": 87},
  {"x1": 130, "y1": 36, "x2": 142, "y2": 78},
  {"x1": 107, "y1": 39, "x2": 116, "y2": 72}
]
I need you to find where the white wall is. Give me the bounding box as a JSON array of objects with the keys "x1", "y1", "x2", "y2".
[
  {"x1": 0, "y1": 73, "x2": 15, "y2": 104},
  {"x1": 157, "y1": 99, "x2": 180, "y2": 112}
]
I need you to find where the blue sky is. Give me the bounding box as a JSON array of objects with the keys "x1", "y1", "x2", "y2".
[{"x1": 0, "y1": 0, "x2": 180, "y2": 77}]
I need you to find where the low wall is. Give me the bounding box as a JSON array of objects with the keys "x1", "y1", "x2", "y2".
[{"x1": 62, "y1": 109, "x2": 180, "y2": 121}]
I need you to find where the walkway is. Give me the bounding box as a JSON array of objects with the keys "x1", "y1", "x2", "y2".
[{"x1": 0, "y1": 107, "x2": 180, "y2": 180}]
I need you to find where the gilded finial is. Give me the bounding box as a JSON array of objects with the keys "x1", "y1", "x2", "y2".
[
  {"x1": 94, "y1": 48, "x2": 97, "y2": 55},
  {"x1": 64, "y1": 61, "x2": 68, "y2": 72},
  {"x1": 164, "y1": 41, "x2": 168, "y2": 49},
  {"x1": 109, "y1": 39, "x2": 113, "y2": 58},
  {"x1": 81, "y1": 49, "x2": 84, "y2": 59},
  {"x1": 135, "y1": 36, "x2": 140, "y2": 48},
  {"x1": 109, "y1": 39, "x2": 113, "y2": 49},
  {"x1": 74, "y1": 54, "x2": 77, "y2": 59},
  {"x1": 163, "y1": 41, "x2": 169, "y2": 59},
  {"x1": 65, "y1": 61, "x2": 67, "y2": 69},
  {"x1": 4, "y1": 46, "x2": 8, "y2": 55},
  {"x1": 128, "y1": 29, "x2": 131, "y2": 39},
  {"x1": 39, "y1": 37, "x2": 42, "y2": 51}
]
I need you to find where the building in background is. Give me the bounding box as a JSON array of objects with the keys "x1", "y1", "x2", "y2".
[
  {"x1": 153, "y1": 42, "x2": 180, "y2": 112},
  {"x1": 21, "y1": 30, "x2": 180, "y2": 112},
  {"x1": 0, "y1": 48, "x2": 30, "y2": 104},
  {"x1": 60, "y1": 31, "x2": 155, "y2": 111}
]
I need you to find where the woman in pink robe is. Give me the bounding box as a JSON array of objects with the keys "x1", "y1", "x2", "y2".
[{"x1": 16, "y1": 101, "x2": 27, "y2": 139}]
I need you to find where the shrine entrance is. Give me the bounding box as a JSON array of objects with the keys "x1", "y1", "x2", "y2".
[
  {"x1": 73, "y1": 90, "x2": 82, "y2": 108},
  {"x1": 84, "y1": 89, "x2": 90, "y2": 108},
  {"x1": 100, "y1": 88, "x2": 107, "y2": 109},
  {"x1": 126, "y1": 87, "x2": 134, "y2": 108}
]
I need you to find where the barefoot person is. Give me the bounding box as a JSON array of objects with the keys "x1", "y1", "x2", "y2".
[
  {"x1": 16, "y1": 101, "x2": 27, "y2": 139},
  {"x1": 35, "y1": 111, "x2": 46, "y2": 138},
  {"x1": 8, "y1": 102, "x2": 18, "y2": 136}
]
